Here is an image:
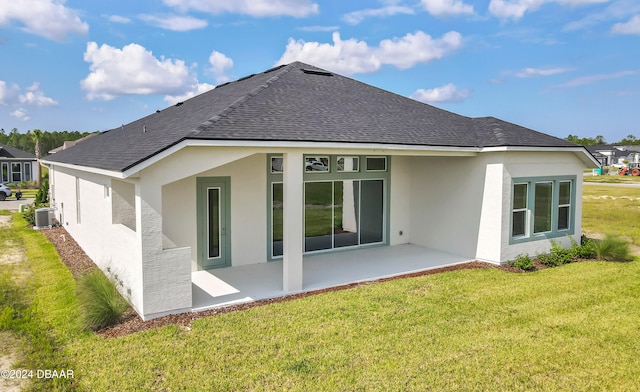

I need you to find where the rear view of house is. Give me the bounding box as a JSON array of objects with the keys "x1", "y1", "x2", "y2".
[{"x1": 42, "y1": 62, "x2": 598, "y2": 320}]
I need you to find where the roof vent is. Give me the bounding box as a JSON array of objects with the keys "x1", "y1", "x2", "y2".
[
  {"x1": 175, "y1": 102, "x2": 183, "y2": 107},
  {"x1": 302, "y1": 69, "x2": 333, "y2": 76}
]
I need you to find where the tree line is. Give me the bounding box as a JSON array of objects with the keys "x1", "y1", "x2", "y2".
[
  {"x1": 0, "y1": 128, "x2": 94, "y2": 158},
  {"x1": 565, "y1": 134, "x2": 640, "y2": 146}
]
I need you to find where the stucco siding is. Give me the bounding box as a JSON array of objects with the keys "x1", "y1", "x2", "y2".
[
  {"x1": 500, "y1": 151, "x2": 586, "y2": 263},
  {"x1": 408, "y1": 155, "x2": 485, "y2": 259},
  {"x1": 50, "y1": 165, "x2": 144, "y2": 313},
  {"x1": 389, "y1": 156, "x2": 411, "y2": 246}
]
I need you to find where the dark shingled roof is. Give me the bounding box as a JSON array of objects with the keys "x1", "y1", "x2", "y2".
[
  {"x1": 44, "y1": 62, "x2": 577, "y2": 172},
  {"x1": 0, "y1": 144, "x2": 36, "y2": 159}
]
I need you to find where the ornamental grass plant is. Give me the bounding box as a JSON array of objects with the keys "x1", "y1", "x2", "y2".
[{"x1": 77, "y1": 268, "x2": 129, "y2": 331}]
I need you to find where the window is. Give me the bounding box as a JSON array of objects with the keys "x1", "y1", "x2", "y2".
[
  {"x1": 533, "y1": 182, "x2": 553, "y2": 234},
  {"x1": 1, "y1": 163, "x2": 8, "y2": 183},
  {"x1": 271, "y1": 157, "x2": 283, "y2": 173},
  {"x1": 305, "y1": 156, "x2": 329, "y2": 172},
  {"x1": 11, "y1": 163, "x2": 21, "y2": 182},
  {"x1": 24, "y1": 162, "x2": 32, "y2": 182},
  {"x1": 337, "y1": 157, "x2": 359, "y2": 172},
  {"x1": 511, "y1": 183, "x2": 528, "y2": 237},
  {"x1": 268, "y1": 154, "x2": 389, "y2": 259},
  {"x1": 510, "y1": 177, "x2": 575, "y2": 243},
  {"x1": 366, "y1": 157, "x2": 386, "y2": 171},
  {"x1": 558, "y1": 181, "x2": 571, "y2": 231}
]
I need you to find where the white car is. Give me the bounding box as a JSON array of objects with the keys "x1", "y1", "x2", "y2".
[{"x1": 0, "y1": 183, "x2": 12, "y2": 201}]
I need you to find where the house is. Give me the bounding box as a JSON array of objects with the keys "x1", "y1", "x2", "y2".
[
  {"x1": 47, "y1": 133, "x2": 97, "y2": 154},
  {"x1": 585, "y1": 144, "x2": 633, "y2": 167},
  {"x1": 41, "y1": 62, "x2": 598, "y2": 320},
  {"x1": 0, "y1": 144, "x2": 39, "y2": 184}
]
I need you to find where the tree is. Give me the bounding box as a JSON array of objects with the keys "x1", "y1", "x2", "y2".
[
  {"x1": 565, "y1": 134, "x2": 599, "y2": 146},
  {"x1": 618, "y1": 134, "x2": 639, "y2": 145},
  {"x1": 31, "y1": 129, "x2": 44, "y2": 186}
]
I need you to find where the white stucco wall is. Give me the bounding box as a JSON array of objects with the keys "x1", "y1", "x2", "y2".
[
  {"x1": 408, "y1": 155, "x2": 487, "y2": 259},
  {"x1": 404, "y1": 151, "x2": 587, "y2": 264},
  {"x1": 49, "y1": 165, "x2": 143, "y2": 313},
  {"x1": 500, "y1": 151, "x2": 585, "y2": 262},
  {"x1": 158, "y1": 151, "x2": 267, "y2": 271},
  {"x1": 389, "y1": 156, "x2": 412, "y2": 246}
]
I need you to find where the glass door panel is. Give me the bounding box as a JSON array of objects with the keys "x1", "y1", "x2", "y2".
[
  {"x1": 207, "y1": 188, "x2": 221, "y2": 258},
  {"x1": 304, "y1": 182, "x2": 333, "y2": 252},
  {"x1": 272, "y1": 183, "x2": 283, "y2": 257},
  {"x1": 360, "y1": 180, "x2": 384, "y2": 244},
  {"x1": 334, "y1": 180, "x2": 359, "y2": 248}
]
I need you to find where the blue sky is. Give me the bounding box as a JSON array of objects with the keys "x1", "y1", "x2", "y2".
[{"x1": 1, "y1": 0, "x2": 639, "y2": 142}]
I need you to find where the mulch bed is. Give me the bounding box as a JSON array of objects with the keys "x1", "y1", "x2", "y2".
[{"x1": 41, "y1": 225, "x2": 543, "y2": 339}]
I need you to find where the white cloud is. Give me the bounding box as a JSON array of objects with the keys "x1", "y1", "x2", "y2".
[
  {"x1": 342, "y1": 6, "x2": 415, "y2": 25},
  {"x1": 377, "y1": 31, "x2": 463, "y2": 69},
  {"x1": 612, "y1": 14, "x2": 640, "y2": 34},
  {"x1": 0, "y1": 81, "x2": 20, "y2": 106},
  {"x1": 139, "y1": 14, "x2": 208, "y2": 31},
  {"x1": 489, "y1": 0, "x2": 607, "y2": 21},
  {"x1": 410, "y1": 83, "x2": 470, "y2": 103},
  {"x1": 298, "y1": 25, "x2": 341, "y2": 32},
  {"x1": 1, "y1": 80, "x2": 57, "y2": 110},
  {"x1": 0, "y1": 0, "x2": 88, "y2": 41},
  {"x1": 556, "y1": 70, "x2": 639, "y2": 88},
  {"x1": 420, "y1": 0, "x2": 474, "y2": 16},
  {"x1": 515, "y1": 67, "x2": 572, "y2": 77},
  {"x1": 80, "y1": 42, "x2": 197, "y2": 101},
  {"x1": 208, "y1": 51, "x2": 234, "y2": 83},
  {"x1": 18, "y1": 83, "x2": 59, "y2": 106},
  {"x1": 108, "y1": 15, "x2": 131, "y2": 24},
  {"x1": 10, "y1": 108, "x2": 30, "y2": 121},
  {"x1": 276, "y1": 31, "x2": 463, "y2": 75},
  {"x1": 163, "y1": 0, "x2": 319, "y2": 18},
  {"x1": 164, "y1": 83, "x2": 216, "y2": 105}
]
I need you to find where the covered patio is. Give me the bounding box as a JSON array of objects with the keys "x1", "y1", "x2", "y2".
[{"x1": 192, "y1": 244, "x2": 473, "y2": 312}]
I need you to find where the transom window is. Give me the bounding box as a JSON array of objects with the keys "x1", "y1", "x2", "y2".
[{"x1": 510, "y1": 176, "x2": 575, "y2": 243}]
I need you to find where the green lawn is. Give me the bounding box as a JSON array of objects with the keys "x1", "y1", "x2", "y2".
[
  {"x1": 582, "y1": 185, "x2": 640, "y2": 245},
  {"x1": 2, "y1": 184, "x2": 640, "y2": 390},
  {"x1": 62, "y1": 260, "x2": 640, "y2": 391}
]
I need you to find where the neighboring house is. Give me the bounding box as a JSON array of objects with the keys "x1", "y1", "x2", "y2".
[
  {"x1": 42, "y1": 62, "x2": 598, "y2": 320},
  {"x1": 48, "y1": 133, "x2": 97, "y2": 154},
  {"x1": 585, "y1": 144, "x2": 636, "y2": 167},
  {"x1": 0, "y1": 144, "x2": 39, "y2": 184}
]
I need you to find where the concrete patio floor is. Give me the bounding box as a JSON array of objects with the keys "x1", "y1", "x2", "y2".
[{"x1": 192, "y1": 244, "x2": 472, "y2": 312}]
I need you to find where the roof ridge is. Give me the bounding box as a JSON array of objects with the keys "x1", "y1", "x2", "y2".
[{"x1": 192, "y1": 63, "x2": 296, "y2": 135}]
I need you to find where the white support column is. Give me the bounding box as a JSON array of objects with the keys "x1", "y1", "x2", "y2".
[{"x1": 282, "y1": 151, "x2": 304, "y2": 292}]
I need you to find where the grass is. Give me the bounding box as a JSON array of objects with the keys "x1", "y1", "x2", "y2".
[
  {"x1": 67, "y1": 262, "x2": 640, "y2": 390},
  {"x1": 0, "y1": 214, "x2": 81, "y2": 391},
  {"x1": 582, "y1": 185, "x2": 640, "y2": 245},
  {"x1": 583, "y1": 174, "x2": 640, "y2": 184},
  {"x1": 1, "y1": 183, "x2": 639, "y2": 390},
  {"x1": 77, "y1": 268, "x2": 130, "y2": 330}
]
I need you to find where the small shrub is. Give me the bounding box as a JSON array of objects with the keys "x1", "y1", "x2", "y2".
[
  {"x1": 509, "y1": 254, "x2": 535, "y2": 271},
  {"x1": 77, "y1": 268, "x2": 129, "y2": 331},
  {"x1": 594, "y1": 235, "x2": 630, "y2": 261},
  {"x1": 537, "y1": 240, "x2": 575, "y2": 267},
  {"x1": 34, "y1": 176, "x2": 49, "y2": 205},
  {"x1": 576, "y1": 236, "x2": 596, "y2": 259}
]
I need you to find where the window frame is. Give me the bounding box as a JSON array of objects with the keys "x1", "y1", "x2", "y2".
[
  {"x1": 267, "y1": 154, "x2": 390, "y2": 260},
  {"x1": 509, "y1": 176, "x2": 576, "y2": 244}
]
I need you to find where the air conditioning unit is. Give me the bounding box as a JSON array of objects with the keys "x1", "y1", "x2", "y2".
[{"x1": 35, "y1": 207, "x2": 55, "y2": 229}]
